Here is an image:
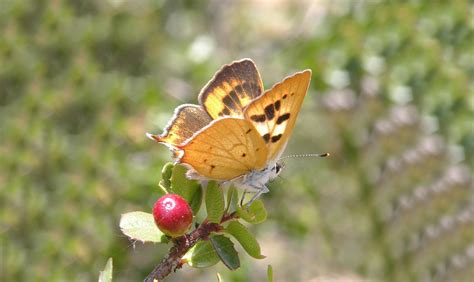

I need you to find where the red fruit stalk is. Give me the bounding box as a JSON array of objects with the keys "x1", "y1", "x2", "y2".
[{"x1": 153, "y1": 194, "x2": 193, "y2": 237}]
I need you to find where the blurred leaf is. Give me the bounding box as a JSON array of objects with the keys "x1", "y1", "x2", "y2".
[
  {"x1": 225, "y1": 221, "x2": 265, "y2": 259},
  {"x1": 206, "y1": 181, "x2": 225, "y2": 223},
  {"x1": 184, "y1": 240, "x2": 220, "y2": 268},
  {"x1": 119, "y1": 212, "x2": 166, "y2": 243},
  {"x1": 210, "y1": 235, "x2": 240, "y2": 271},
  {"x1": 267, "y1": 265, "x2": 273, "y2": 282},
  {"x1": 98, "y1": 258, "x2": 113, "y2": 282},
  {"x1": 170, "y1": 164, "x2": 202, "y2": 214},
  {"x1": 236, "y1": 200, "x2": 267, "y2": 224}
]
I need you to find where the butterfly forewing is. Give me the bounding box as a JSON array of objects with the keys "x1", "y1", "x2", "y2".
[
  {"x1": 177, "y1": 117, "x2": 268, "y2": 180},
  {"x1": 244, "y1": 70, "x2": 312, "y2": 162},
  {"x1": 199, "y1": 59, "x2": 264, "y2": 119},
  {"x1": 148, "y1": 104, "x2": 212, "y2": 147}
]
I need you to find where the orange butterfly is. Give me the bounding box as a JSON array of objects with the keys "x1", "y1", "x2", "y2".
[{"x1": 148, "y1": 59, "x2": 311, "y2": 202}]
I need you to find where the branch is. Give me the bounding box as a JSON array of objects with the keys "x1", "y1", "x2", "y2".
[{"x1": 144, "y1": 212, "x2": 238, "y2": 282}]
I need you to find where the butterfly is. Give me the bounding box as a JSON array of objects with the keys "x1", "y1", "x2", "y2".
[{"x1": 147, "y1": 59, "x2": 311, "y2": 203}]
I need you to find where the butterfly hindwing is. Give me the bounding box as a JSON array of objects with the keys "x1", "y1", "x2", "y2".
[
  {"x1": 244, "y1": 70, "x2": 312, "y2": 162},
  {"x1": 147, "y1": 104, "x2": 212, "y2": 147},
  {"x1": 177, "y1": 117, "x2": 268, "y2": 180},
  {"x1": 199, "y1": 59, "x2": 264, "y2": 119}
]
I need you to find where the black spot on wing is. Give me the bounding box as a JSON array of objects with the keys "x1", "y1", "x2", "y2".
[
  {"x1": 264, "y1": 104, "x2": 275, "y2": 120},
  {"x1": 241, "y1": 153, "x2": 246, "y2": 157},
  {"x1": 250, "y1": 114, "x2": 266, "y2": 122},
  {"x1": 229, "y1": 90, "x2": 241, "y2": 107},
  {"x1": 276, "y1": 113, "x2": 290, "y2": 124},
  {"x1": 222, "y1": 96, "x2": 238, "y2": 110},
  {"x1": 271, "y1": 134, "x2": 282, "y2": 143},
  {"x1": 282, "y1": 94, "x2": 288, "y2": 99},
  {"x1": 246, "y1": 128, "x2": 252, "y2": 134},
  {"x1": 219, "y1": 108, "x2": 231, "y2": 116},
  {"x1": 274, "y1": 100, "x2": 281, "y2": 111},
  {"x1": 262, "y1": 133, "x2": 270, "y2": 143}
]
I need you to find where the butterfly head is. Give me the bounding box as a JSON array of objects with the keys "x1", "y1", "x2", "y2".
[{"x1": 271, "y1": 162, "x2": 284, "y2": 179}]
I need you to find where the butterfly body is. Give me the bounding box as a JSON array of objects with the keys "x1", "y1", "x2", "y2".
[
  {"x1": 229, "y1": 162, "x2": 278, "y2": 191},
  {"x1": 148, "y1": 59, "x2": 311, "y2": 201}
]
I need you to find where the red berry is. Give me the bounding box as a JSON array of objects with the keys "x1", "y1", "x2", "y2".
[{"x1": 153, "y1": 194, "x2": 193, "y2": 237}]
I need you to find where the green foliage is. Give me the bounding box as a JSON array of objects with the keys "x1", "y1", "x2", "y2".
[
  {"x1": 267, "y1": 265, "x2": 273, "y2": 282},
  {"x1": 225, "y1": 186, "x2": 239, "y2": 213},
  {"x1": 184, "y1": 240, "x2": 220, "y2": 268},
  {"x1": 205, "y1": 181, "x2": 225, "y2": 223},
  {"x1": 237, "y1": 200, "x2": 267, "y2": 224},
  {"x1": 98, "y1": 258, "x2": 113, "y2": 282},
  {"x1": 158, "y1": 162, "x2": 174, "y2": 193},
  {"x1": 170, "y1": 164, "x2": 203, "y2": 214},
  {"x1": 119, "y1": 212, "x2": 166, "y2": 243},
  {"x1": 225, "y1": 221, "x2": 265, "y2": 259},
  {"x1": 118, "y1": 164, "x2": 268, "y2": 278},
  {"x1": 210, "y1": 235, "x2": 240, "y2": 271}
]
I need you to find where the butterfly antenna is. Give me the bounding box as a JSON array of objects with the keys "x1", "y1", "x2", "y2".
[{"x1": 279, "y1": 153, "x2": 330, "y2": 161}]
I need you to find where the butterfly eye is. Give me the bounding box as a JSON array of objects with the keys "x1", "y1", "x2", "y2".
[{"x1": 274, "y1": 163, "x2": 282, "y2": 174}]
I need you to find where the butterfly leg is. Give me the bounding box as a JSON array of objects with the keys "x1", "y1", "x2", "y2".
[
  {"x1": 240, "y1": 190, "x2": 248, "y2": 206},
  {"x1": 244, "y1": 185, "x2": 269, "y2": 207}
]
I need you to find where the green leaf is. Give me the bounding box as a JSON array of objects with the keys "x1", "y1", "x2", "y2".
[
  {"x1": 225, "y1": 221, "x2": 265, "y2": 259},
  {"x1": 188, "y1": 185, "x2": 203, "y2": 215},
  {"x1": 183, "y1": 240, "x2": 220, "y2": 268},
  {"x1": 205, "y1": 181, "x2": 225, "y2": 223},
  {"x1": 210, "y1": 235, "x2": 240, "y2": 270},
  {"x1": 156, "y1": 184, "x2": 168, "y2": 197},
  {"x1": 267, "y1": 265, "x2": 273, "y2": 282},
  {"x1": 225, "y1": 186, "x2": 238, "y2": 213},
  {"x1": 98, "y1": 258, "x2": 113, "y2": 282},
  {"x1": 170, "y1": 164, "x2": 203, "y2": 214},
  {"x1": 158, "y1": 162, "x2": 174, "y2": 193},
  {"x1": 119, "y1": 212, "x2": 167, "y2": 243},
  {"x1": 236, "y1": 200, "x2": 267, "y2": 224}
]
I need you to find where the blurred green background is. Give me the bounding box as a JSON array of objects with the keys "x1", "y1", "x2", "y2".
[{"x1": 1, "y1": 0, "x2": 473, "y2": 281}]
